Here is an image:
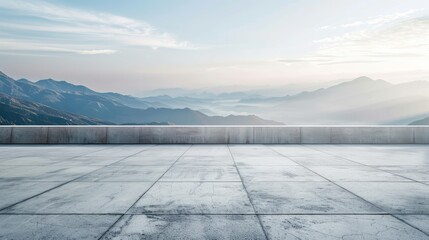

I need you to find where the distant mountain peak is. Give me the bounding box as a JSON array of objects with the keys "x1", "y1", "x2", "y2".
[
  {"x1": 16, "y1": 78, "x2": 33, "y2": 84},
  {"x1": 348, "y1": 76, "x2": 392, "y2": 85},
  {"x1": 336, "y1": 76, "x2": 390, "y2": 88},
  {"x1": 40, "y1": 78, "x2": 69, "y2": 84},
  {"x1": 36, "y1": 78, "x2": 95, "y2": 94},
  {"x1": 37, "y1": 78, "x2": 67, "y2": 84},
  {"x1": 353, "y1": 76, "x2": 373, "y2": 82}
]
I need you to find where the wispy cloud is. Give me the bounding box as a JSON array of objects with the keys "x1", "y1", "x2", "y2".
[
  {"x1": 0, "y1": 0, "x2": 194, "y2": 55},
  {"x1": 77, "y1": 49, "x2": 117, "y2": 55},
  {"x1": 0, "y1": 39, "x2": 116, "y2": 55},
  {"x1": 280, "y1": 16, "x2": 429, "y2": 65},
  {"x1": 320, "y1": 9, "x2": 423, "y2": 30}
]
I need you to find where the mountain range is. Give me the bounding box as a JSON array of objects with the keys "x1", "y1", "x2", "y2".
[
  {"x1": 137, "y1": 76, "x2": 429, "y2": 125},
  {"x1": 1, "y1": 70, "x2": 428, "y2": 125},
  {"x1": 233, "y1": 76, "x2": 429, "y2": 125},
  {"x1": 0, "y1": 93, "x2": 110, "y2": 125},
  {"x1": 0, "y1": 71, "x2": 281, "y2": 125},
  {"x1": 410, "y1": 116, "x2": 429, "y2": 125}
]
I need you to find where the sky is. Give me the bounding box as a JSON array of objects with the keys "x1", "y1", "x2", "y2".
[{"x1": 0, "y1": 0, "x2": 428, "y2": 94}]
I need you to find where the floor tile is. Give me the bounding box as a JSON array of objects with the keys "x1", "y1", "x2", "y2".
[
  {"x1": 175, "y1": 156, "x2": 234, "y2": 166},
  {"x1": 288, "y1": 156, "x2": 359, "y2": 166},
  {"x1": 185, "y1": 146, "x2": 231, "y2": 156},
  {"x1": 339, "y1": 182, "x2": 429, "y2": 214},
  {"x1": 0, "y1": 215, "x2": 119, "y2": 240},
  {"x1": 260, "y1": 215, "x2": 429, "y2": 240},
  {"x1": 336, "y1": 151, "x2": 429, "y2": 166},
  {"x1": 160, "y1": 166, "x2": 240, "y2": 181},
  {"x1": 0, "y1": 166, "x2": 101, "y2": 181},
  {"x1": 115, "y1": 156, "x2": 177, "y2": 166},
  {"x1": 234, "y1": 156, "x2": 298, "y2": 166},
  {"x1": 3, "y1": 182, "x2": 152, "y2": 214},
  {"x1": 0, "y1": 181, "x2": 60, "y2": 209},
  {"x1": 238, "y1": 165, "x2": 326, "y2": 182},
  {"x1": 395, "y1": 215, "x2": 429, "y2": 235},
  {"x1": 376, "y1": 165, "x2": 429, "y2": 182},
  {"x1": 53, "y1": 156, "x2": 126, "y2": 166},
  {"x1": 270, "y1": 146, "x2": 332, "y2": 157},
  {"x1": 81, "y1": 147, "x2": 143, "y2": 157},
  {"x1": 132, "y1": 146, "x2": 189, "y2": 158},
  {"x1": 0, "y1": 156, "x2": 64, "y2": 166},
  {"x1": 128, "y1": 182, "x2": 254, "y2": 214},
  {"x1": 246, "y1": 182, "x2": 380, "y2": 214},
  {"x1": 78, "y1": 166, "x2": 168, "y2": 182},
  {"x1": 102, "y1": 215, "x2": 266, "y2": 240},
  {"x1": 308, "y1": 165, "x2": 410, "y2": 182}
]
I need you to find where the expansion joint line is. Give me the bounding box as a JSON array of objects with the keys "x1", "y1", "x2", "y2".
[
  {"x1": 227, "y1": 144, "x2": 270, "y2": 240},
  {"x1": 304, "y1": 144, "x2": 429, "y2": 187},
  {"x1": 268, "y1": 145, "x2": 429, "y2": 237},
  {"x1": 0, "y1": 145, "x2": 157, "y2": 212},
  {"x1": 97, "y1": 144, "x2": 193, "y2": 240}
]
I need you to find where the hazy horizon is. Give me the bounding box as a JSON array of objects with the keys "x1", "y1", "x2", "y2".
[
  {"x1": 0, "y1": 70, "x2": 421, "y2": 98},
  {"x1": 0, "y1": 70, "x2": 393, "y2": 96},
  {"x1": 0, "y1": 0, "x2": 428, "y2": 94}
]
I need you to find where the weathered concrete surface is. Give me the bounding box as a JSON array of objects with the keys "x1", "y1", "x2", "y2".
[
  {"x1": 415, "y1": 127, "x2": 429, "y2": 144},
  {"x1": 253, "y1": 126, "x2": 300, "y2": 144},
  {"x1": 4, "y1": 182, "x2": 152, "y2": 214},
  {"x1": 0, "y1": 127, "x2": 11, "y2": 144},
  {"x1": 107, "y1": 126, "x2": 139, "y2": 144},
  {"x1": 103, "y1": 215, "x2": 266, "y2": 240},
  {"x1": 0, "y1": 144, "x2": 428, "y2": 239},
  {"x1": 261, "y1": 215, "x2": 429, "y2": 240},
  {"x1": 301, "y1": 127, "x2": 331, "y2": 144},
  {"x1": 1, "y1": 125, "x2": 428, "y2": 144},
  {"x1": 0, "y1": 215, "x2": 119, "y2": 240},
  {"x1": 48, "y1": 126, "x2": 107, "y2": 144},
  {"x1": 11, "y1": 126, "x2": 48, "y2": 144}
]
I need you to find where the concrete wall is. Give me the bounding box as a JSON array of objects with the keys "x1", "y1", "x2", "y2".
[{"x1": 0, "y1": 126, "x2": 428, "y2": 144}]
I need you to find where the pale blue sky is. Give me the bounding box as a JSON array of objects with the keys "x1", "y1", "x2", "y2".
[{"x1": 0, "y1": 0, "x2": 428, "y2": 94}]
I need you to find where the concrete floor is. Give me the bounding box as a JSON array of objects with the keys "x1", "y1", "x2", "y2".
[{"x1": 0, "y1": 144, "x2": 428, "y2": 239}]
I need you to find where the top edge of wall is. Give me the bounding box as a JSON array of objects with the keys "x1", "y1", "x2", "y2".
[{"x1": 1, "y1": 125, "x2": 428, "y2": 128}]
